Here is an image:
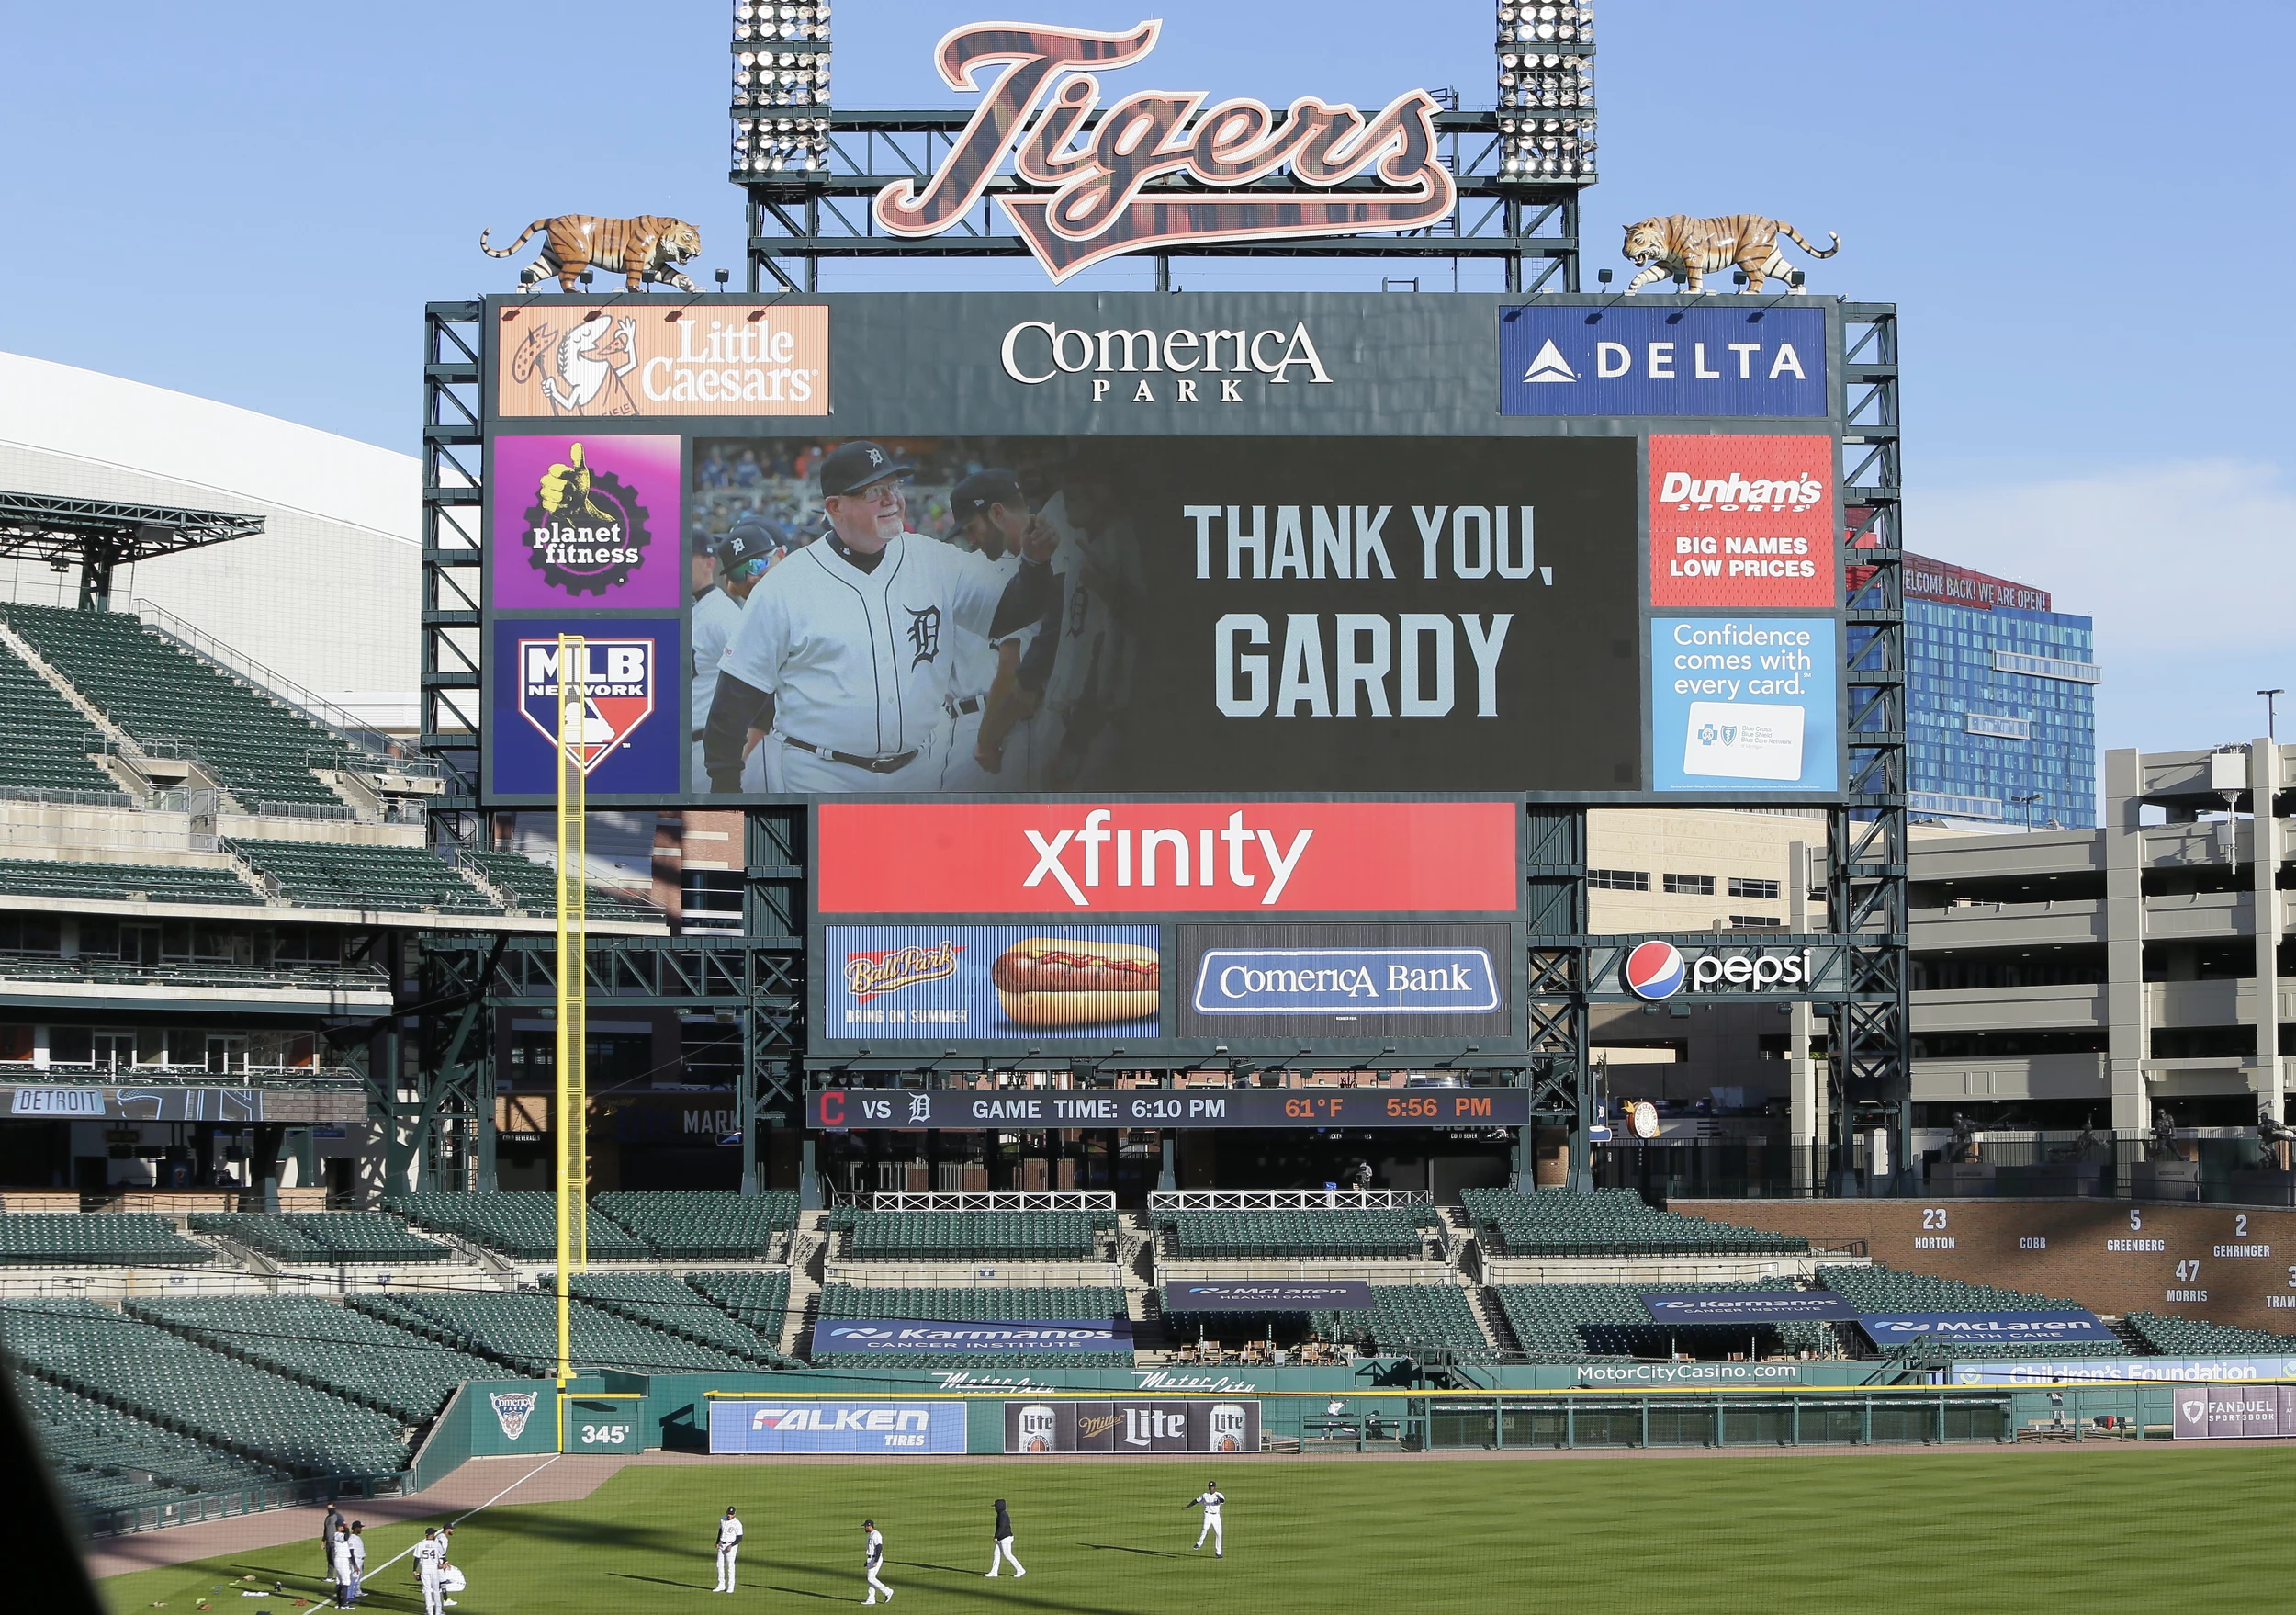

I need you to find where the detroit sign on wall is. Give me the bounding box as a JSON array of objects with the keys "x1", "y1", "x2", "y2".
[{"x1": 872, "y1": 20, "x2": 1455, "y2": 280}]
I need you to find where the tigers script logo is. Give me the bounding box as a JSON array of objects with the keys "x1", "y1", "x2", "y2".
[{"x1": 872, "y1": 20, "x2": 1455, "y2": 281}]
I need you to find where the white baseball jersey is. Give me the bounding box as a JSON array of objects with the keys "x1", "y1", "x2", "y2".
[
  {"x1": 414, "y1": 1539, "x2": 446, "y2": 1575},
  {"x1": 331, "y1": 1536, "x2": 355, "y2": 1579},
  {"x1": 347, "y1": 1534, "x2": 366, "y2": 1574},
  {"x1": 691, "y1": 586, "x2": 747, "y2": 731},
  {"x1": 1192, "y1": 1489, "x2": 1224, "y2": 1518},
  {"x1": 718, "y1": 1516, "x2": 746, "y2": 1549},
  {"x1": 717, "y1": 532, "x2": 1024, "y2": 761},
  {"x1": 865, "y1": 1528, "x2": 885, "y2": 1565}
]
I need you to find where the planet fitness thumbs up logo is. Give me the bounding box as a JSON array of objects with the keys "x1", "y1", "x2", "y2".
[{"x1": 523, "y1": 440, "x2": 653, "y2": 595}]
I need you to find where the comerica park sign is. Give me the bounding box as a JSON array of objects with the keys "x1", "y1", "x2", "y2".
[
  {"x1": 874, "y1": 20, "x2": 1456, "y2": 281},
  {"x1": 807, "y1": 1085, "x2": 1529, "y2": 1131}
]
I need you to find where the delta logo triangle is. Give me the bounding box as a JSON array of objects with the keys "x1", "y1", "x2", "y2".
[{"x1": 1521, "y1": 337, "x2": 1580, "y2": 383}]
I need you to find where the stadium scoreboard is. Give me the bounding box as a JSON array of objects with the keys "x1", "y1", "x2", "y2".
[{"x1": 472, "y1": 289, "x2": 1851, "y2": 1060}]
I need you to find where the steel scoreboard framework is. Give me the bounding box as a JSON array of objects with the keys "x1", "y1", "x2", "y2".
[{"x1": 412, "y1": 6, "x2": 1909, "y2": 1196}]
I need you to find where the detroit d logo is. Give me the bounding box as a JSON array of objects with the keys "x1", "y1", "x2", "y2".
[
  {"x1": 522, "y1": 441, "x2": 653, "y2": 596},
  {"x1": 490, "y1": 1390, "x2": 539, "y2": 1440},
  {"x1": 519, "y1": 638, "x2": 658, "y2": 773},
  {"x1": 906, "y1": 604, "x2": 941, "y2": 669}
]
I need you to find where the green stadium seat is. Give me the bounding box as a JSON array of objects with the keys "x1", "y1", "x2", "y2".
[
  {"x1": 0, "y1": 642, "x2": 129, "y2": 799},
  {"x1": 350, "y1": 1288, "x2": 777, "y2": 1376},
  {"x1": 562, "y1": 1270, "x2": 794, "y2": 1365},
  {"x1": 0, "y1": 1297, "x2": 408, "y2": 1477},
  {"x1": 1494, "y1": 1282, "x2": 1838, "y2": 1361},
  {"x1": 126, "y1": 1295, "x2": 492, "y2": 1421},
  {"x1": 0, "y1": 858, "x2": 258, "y2": 906},
  {"x1": 684, "y1": 1271, "x2": 792, "y2": 1342},
  {"x1": 0, "y1": 1212, "x2": 213, "y2": 1266},
  {"x1": 592, "y1": 1191, "x2": 797, "y2": 1259},
  {"x1": 231, "y1": 841, "x2": 498, "y2": 915},
  {"x1": 2122, "y1": 1312, "x2": 2295, "y2": 1356},
  {"x1": 1818, "y1": 1264, "x2": 2129, "y2": 1359},
  {"x1": 462, "y1": 850, "x2": 662, "y2": 923},
  {"x1": 382, "y1": 1191, "x2": 647, "y2": 1259},
  {"x1": 1153, "y1": 1207, "x2": 1435, "y2": 1259},
  {"x1": 18, "y1": 1372, "x2": 290, "y2": 1525},
  {"x1": 190, "y1": 1212, "x2": 448, "y2": 1264},
  {"x1": 1463, "y1": 1188, "x2": 1809, "y2": 1258},
  {"x1": 838, "y1": 1209, "x2": 1105, "y2": 1261}
]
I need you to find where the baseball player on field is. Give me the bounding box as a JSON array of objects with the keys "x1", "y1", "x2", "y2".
[
  {"x1": 691, "y1": 519, "x2": 784, "y2": 787},
  {"x1": 938, "y1": 469, "x2": 1030, "y2": 792},
  {"x1": 714, "y1": 1505, "x2": 746, "y2": 1592},
  {"x1": 1185, "y1": 1480, "x2": 1225, "y2": 1557},
  {"x1": 702, "y1": 441, "x2": 1057, "y2": 795},
  {"x1": 862, "y1": 1519, "x2": 894, "y2": 1604},
  {"x1": 984, "y1": 1497, "x2": 1026, "y2": 1579},
  {"x1": 411, "y1": 1527, "x2": 446, "y2": 1615}
]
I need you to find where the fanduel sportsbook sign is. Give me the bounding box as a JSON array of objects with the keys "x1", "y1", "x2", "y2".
[{"x1": 874, "y1": 20, "x2": 1453, "y2": 281}]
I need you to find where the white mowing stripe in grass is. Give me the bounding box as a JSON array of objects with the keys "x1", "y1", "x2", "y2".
[{"x1": 366, "y1": 1455, "x2": 564, "y2": 1575}]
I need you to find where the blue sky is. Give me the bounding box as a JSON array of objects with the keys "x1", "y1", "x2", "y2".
[{"x1": 3, "y1": 1, "x2": 2290, "y2": 752}]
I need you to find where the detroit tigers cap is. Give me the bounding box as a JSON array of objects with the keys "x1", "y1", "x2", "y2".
[
  {"x1": 818, "y1": 439, "x2": 912, "y2": 498},
  {"x1": 949, "y1": 469, "x2": 1023, "y2": 528},
  {"x1": 714, "y1": 518, "x2": 788, "y2": 576}
]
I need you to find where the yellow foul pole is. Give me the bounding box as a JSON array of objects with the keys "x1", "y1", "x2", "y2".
[{"x1": 553, "y1": 634, "x2": 589, "y2": 1390}]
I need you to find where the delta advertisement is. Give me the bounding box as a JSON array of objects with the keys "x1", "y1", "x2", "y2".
[
  {"x1": 708, "y1": 1397, "x2": 966, "y2": 1455},
  {"x1": 812, "y1": 1317, "x2": 1134, "y2": 1357},
  {"x1": 1499, "y1": 304, "x2": 1829, "y2": 419},
  {"x1": 1649, "y1": 616, "x2": 1839, "y2": 793},
  {"x1": 1004, "y1": 1399, "x2": 1262, "y2": 1454}
]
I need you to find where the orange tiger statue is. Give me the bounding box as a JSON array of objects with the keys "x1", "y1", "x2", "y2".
[
  {"x1": 1621, "y1": 215, "x2": 1839, "y2": 294},
  {"x1": 480, "y1": 215, "x2": 703, "y2": 294}
]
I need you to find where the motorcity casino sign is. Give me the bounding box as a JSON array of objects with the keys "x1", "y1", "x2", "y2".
[{"x1": 875, "y1": 20, "x2": 1454, "y2": 281}]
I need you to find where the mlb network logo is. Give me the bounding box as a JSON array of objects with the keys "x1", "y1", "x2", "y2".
[{"x1": 517, "y1": 638, "x2": 657, "y2": 773}]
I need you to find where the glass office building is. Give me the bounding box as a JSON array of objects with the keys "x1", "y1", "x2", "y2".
[{"x1": 1900, "y1": 554, "x2": 2098, "y2": 829}]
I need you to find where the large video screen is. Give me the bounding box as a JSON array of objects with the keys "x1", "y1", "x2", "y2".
[{"x1": 476, "y1": 292, "x2": 1846, "y2": 808}]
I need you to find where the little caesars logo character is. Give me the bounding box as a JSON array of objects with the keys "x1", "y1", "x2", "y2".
[{"x1": 523, "y1": 442, "x2": 653, "y2": 596}]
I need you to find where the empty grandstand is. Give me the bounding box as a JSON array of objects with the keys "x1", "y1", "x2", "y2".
[
  {"x1": 0, "y1": 643, "x2": 127, "y2": 801},
  {"x1": 566, "y1": 1270, "x2": 794, "y2": 1364},
  {"x1": 1817, "y1": 1265, "x2": 2128, "y2": 1359},
  {"x1": 0, "y1": 1297, "x2": 411, "y2": 1477},
  {"x1": 231, "y1": 840, "x2": 496, "y2": 914},
  {"x1": 810, "y1": 1281, "x2": 1134, "y2": 1368},
  {"x1": 0, "y1": 1213, "x2": 213, "y2": 1266},
  {"x1": 835, "y1": 1207, "x2": 1109, "y2": 1261},
  {"x1": 1157, "y1": 1206, "x2": 1438, "y2": 1260},
  {"x1": 385, "y1": 1191, "x2": 650, "y2": 1260},
  {"x1": 187, "y1": 1212, "x2": 449, "y2": 1265},
  {"x1": 685, "y1": 1270, "x2": 793, "y2": 1344},
  {"x1": 0, "y1": 857, "x2": 258, "y2": 906},
  {"x1": 17, "y1": 1372, "x2": 294, "y2": 1528},
  {"x1": 1464, "y1": 1188, "x2": 1811, "y2": 1258},
  {"x1": 1495, "y1": 1282, "x2": 1841, "y2": 1361},
  {"x1": 123, "y1": 1295, "x2": 495, "y2": 1422},
  {"x1": 595, "y1": 1190, "x2": 797, "y2": 1259},
  {"x1": 350, "y1": 1288, "x2": 779, "y2": 1376},
  {"x1": 462, "y1": 848, "x2": 659, "y2": 923}
]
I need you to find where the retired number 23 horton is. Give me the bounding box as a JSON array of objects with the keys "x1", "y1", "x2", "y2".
[{"x1": 811, "y1": 799, "x2": 1527, "y2": 1058}]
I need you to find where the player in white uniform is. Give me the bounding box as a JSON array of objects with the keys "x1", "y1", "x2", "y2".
[
  {"x1": 862, "y1": 1519, "x2": 894, "y2": 1604},
  {"x1": 714, "y1": 1505, "x2": 746, "y2": 1592},
  {"x1": 1186, "y1": 1481, "x2": 1225, "y2": 1557},
  {"x1": 703, "y1": 441, "x2": 1057, "y2": 796},
  {"x1": 411, "y1": 1528, "x2": 446, "y2": 1615},
  {"x1": 938, "y1": 469, "x2": 1031, "y2": 793},
  {"x1": 344, "y1": 1522, "x2": 366, "y2": 1608},
  {"x1": 330, "y1": 1525, "x2": 355, "y2": 1609},
  {"x1": 691, "y1": 522, "x2": 782, "y2": 788}
]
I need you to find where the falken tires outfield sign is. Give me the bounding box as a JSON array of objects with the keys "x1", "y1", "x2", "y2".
[
  {"x1": 1005, "y1": 1398, "x2": 1260, "y2": 1453},
  {"x1": 708, "y1": 1398, "x2": 965, "y2": 1454}
]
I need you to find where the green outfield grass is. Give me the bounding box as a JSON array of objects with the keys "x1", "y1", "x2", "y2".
[{"x1": 98, "y1": 1448, "x2": 2282, "y2": 1615}]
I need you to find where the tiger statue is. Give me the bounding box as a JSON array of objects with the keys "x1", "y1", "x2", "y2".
[
  {"x1": 480, "y1": 215, "x2": 703, "y2": 294},
  {"x1": 1621, "y1": 214, "x2": 1839, "y2": 294}
]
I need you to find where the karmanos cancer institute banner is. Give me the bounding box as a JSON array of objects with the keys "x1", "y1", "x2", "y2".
[{"x1": 812, "y1": 1317, "x2": 1134, "y2": 1356}]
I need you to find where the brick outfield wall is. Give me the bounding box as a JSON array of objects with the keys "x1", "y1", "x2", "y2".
[{"x1": 1675, "y1": 1199, "x2": 2296, "y2": 1337}]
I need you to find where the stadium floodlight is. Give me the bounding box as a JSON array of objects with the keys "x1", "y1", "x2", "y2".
[
  {"x1": 1496, "y1": 5, "x2": 1595, "y2": 184},
  {"x1": 731, "y1": 0, "x2": 829, "y2": 181}
]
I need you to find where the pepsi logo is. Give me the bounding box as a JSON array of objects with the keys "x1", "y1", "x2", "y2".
[{"x1": 1623, "y1": 940, "x2": 1686, "y2": 1000}]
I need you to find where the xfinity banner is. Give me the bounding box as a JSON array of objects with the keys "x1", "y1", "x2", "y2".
[
  {"x1": 1641, "y1": 1292, "x2": 1856, "y2": 1325},
  {"x1": 708, "y1": 1398, "x2": 965, "y2": 1454},
  {"x1": 1165, "y1": 1282, "x2": 1374, "y2": 1311},
  {"x1": 1860, "y1": 1310, "x2": 2112, "y2": 1346},
  {"x1": 812, "y1": 1317, "x2": 1133, "y2": 1356},
  {"x1": 1005, "y1": 1399, "x2": 1261, "y2": 1454}
]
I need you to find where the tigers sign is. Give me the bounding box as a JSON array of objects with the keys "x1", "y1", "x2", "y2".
[
  {"x1": 492, "y1": 304, "x2": 829, "y2": 418},
  {"x1": 873, "y1": 20, "x2": 1456, "y2": 281}
]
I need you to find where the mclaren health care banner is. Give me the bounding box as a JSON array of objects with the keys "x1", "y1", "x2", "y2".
[
  {"x1": 709, "y1": 1397, "x2": 966, "y2": 1454},
  {"x1": 811, "y1": 1317, "x2": 1133, "y2": 1356},
  {"x1": 1858, "y1": 1310, "x2": 2113, "y2": 1346}
]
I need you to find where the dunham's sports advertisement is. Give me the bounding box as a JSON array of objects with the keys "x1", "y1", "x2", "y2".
[{"x1": 476, "y1": 290, "x2": 1848, "y2": 807}]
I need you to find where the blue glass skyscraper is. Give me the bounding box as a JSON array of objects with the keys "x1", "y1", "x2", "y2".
[{"x1": 1899, "y1": 554, "x2": 2097, "y2": 829}]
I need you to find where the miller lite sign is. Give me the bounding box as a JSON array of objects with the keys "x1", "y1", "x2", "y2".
[
  {"x1": 874, "y1": 20, "x2": 1456, "y2": 281},
  {"x1": 519, "y1": 638, "x2": 658, "y2": 774}
]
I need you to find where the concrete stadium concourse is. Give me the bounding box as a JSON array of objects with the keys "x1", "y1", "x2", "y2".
[{"x1": 0, "y1": 351, "x2": 418, "y2": 730}]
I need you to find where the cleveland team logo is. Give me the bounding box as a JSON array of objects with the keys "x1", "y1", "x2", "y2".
[
  {"x1": 520, "y1": 442, "x2": 654, "y2": 596},
  {"x1": 518, "y1": 638, "x2": 658, "y2": 773}
]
